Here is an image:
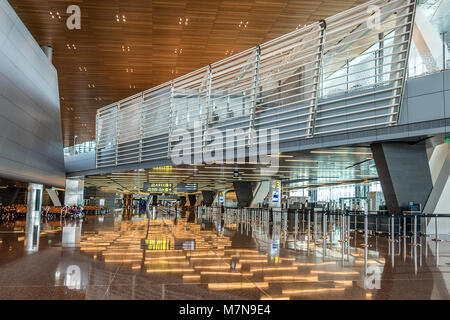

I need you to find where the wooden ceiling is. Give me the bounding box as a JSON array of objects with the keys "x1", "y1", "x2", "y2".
[{"x1": 8, "y1": 0, "x2": 368, "y2": 147}]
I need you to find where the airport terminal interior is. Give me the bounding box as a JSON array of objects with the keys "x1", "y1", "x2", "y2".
[{"x1": 0, "y1": 0, "x2": 450, "y2": 300}]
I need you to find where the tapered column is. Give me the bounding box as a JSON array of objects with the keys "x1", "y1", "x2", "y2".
[
  {"x1": 371, "y1": 142, "x2": 433, "y2": 212},
  {"x1": 201, "y1": 191, "x2": 216, "y2": 206},
  {"x1": 188, "y1": 194, "x2": 196, "y2": 207},
  {"x1": 233, "y1": 181, "x2": 253, "y2": 208}
]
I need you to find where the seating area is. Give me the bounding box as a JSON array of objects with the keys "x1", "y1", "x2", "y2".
[{"x1": 0, "y1": 205, "x2": 107, "y2": 221}]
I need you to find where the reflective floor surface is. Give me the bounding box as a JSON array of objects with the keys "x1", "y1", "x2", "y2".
[{"x1": 0, "y1": 209, "x2": 449, "y2": 300}]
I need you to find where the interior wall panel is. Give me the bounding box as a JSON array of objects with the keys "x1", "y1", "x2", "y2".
[{"x1": 0, "y1": 0, "x2": 65, "y2": 187}]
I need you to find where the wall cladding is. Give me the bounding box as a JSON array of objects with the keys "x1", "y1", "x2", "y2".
[{"x1": 0, "y1": 0, "x2": 65, "y2": 187}]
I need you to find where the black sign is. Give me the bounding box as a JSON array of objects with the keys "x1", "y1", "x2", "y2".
[
  {"x1": 176, "y1": 183, "x2": 198, "y2": 193},
  {"x1": 143, "y1": 182, "x2": 173, "y2": 193}
]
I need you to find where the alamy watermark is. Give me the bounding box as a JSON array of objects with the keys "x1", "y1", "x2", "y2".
[
  {"x1": 367, "y1": 5, "x2": 381, "y2": 31},
  {"x1": 66, "y1": 5, "x2": 81, "y2": 30},
  {"x1": 170, "y1": 121, "x2": 279, "y2": 175},
  {"x1": 364, "y1": 265, "x2": 381, "y2": 289}
]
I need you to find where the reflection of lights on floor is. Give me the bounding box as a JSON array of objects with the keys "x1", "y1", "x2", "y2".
[
  {"x1": 145, "y1": 256, "x2": 186, "y2": 261},
  {"x1": 194, "y1": 264, "x2": 241, "y2": 270},
  {"x1": 81, "y1": 242, "x2": 111, "y2": 246},
  {"x1": 334, "y1": 280, "x2": 353, "y2": 287},
  {"x1": 282, "y1": 287, "x2": 345, "y2": 295},
  {"x1": 200, "y1": 271, "x2": 253, "y2": 277},
  {"x1": 145, "y1": 261, "x2": 190, "y2": 266},
  {"x1": 260, "y1": 296, "x2": 290, "y2": 300},
  {"x1": 225, "y1": 249, "x2": 260, "y2": 253},
  {"x1": 353, "y1": 259, "x2": 385, "y2": 265},
  {"x1": 264, "y1": 275, "x2": 318, "y2": 282},
  {"x1": 279, "y1": 257, "x2": 296, "y2": 262},
  {"x1": 293, "y1": 261, "x2": 336, "y2": 266},
  {"x1": 250, "y1": 266, "x2": 298, "y2": 272},
  {"x1": 17, "y1": 237, "x2": 24, "y2": 241},
  {"x1": 189, "y1": 257, "x2": 231, "y2": 261},
  {"x1": 231, "y1": 254, "x2": 268, "y2": 259},
  {"x1": 183, "y1": 275, "x2": 201, "y2": 281},
  {"x1": 208, "y1": 282, "x2": 269, "y2": 290},
  {"x1": 80, "y1": 247, "x2": 107, "y2": 251},
  {"x1": 102, "y1": 252, "x2": 142, "y2": 256},
  {"x1": 146, "y1": 268, "x2": 195, "y2": 273},
  {"x1": 187, "y1": 251, "x2": 225, "y2": 257},
  {"x1": 310, "y1": 270, "x2": 359, "y2": 275},
  {"x1": 365, "y1": 292, "x2": 373, "y2": 299},
  {"x1": 104, "y1": 259, "x2": 142, "y2": 263},
  {"x1": 239, "y1": 259, "x2": 268, "y2": 264}
]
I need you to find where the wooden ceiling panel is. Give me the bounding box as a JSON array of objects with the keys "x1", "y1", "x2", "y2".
[{"x1": 7, "y1": 0, "x2": 368, "y2": 147}]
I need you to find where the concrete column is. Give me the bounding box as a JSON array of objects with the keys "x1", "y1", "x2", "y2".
[
  {"x1": 233, "y1": 181, "x2": 253, "y2": 208},
  {"x1": 371, "y1": 142, "x2": 433, "y2": 212},
  {"x1": 201, "y1": 191, "x2": 216, "y2": 206},
  {"x1": 250, "y1": 181, "x2": 270, "y2": 208},
  {"x1": 25, "y1": 183, "x2": 43, "y2": 252},
  {"x1": 65, "y1": 177, "x2": 84, "y2": 206},
  {"x1": 180, "y1": 196, "x2": 187, "y2": 207}
]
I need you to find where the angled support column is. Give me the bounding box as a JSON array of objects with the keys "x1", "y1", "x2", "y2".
[
  {"x1": 424, "y1": 143, "x2": 450, "y2": 235},
  {"x1": 371, "y1": 142, "x2": 432, "y2": 212},
  {"x1": 250, "y1": 181, "x2": 270, "y2": 208},
  {"x1": 201, "y1": 191, "x2": 216, "y2": 207},
  {"x1": 233, "y1": 181, "x2": 253, "y2": 208},
  {"x1": 188, "y1": 194, "x2": 196, "y2": 207}
]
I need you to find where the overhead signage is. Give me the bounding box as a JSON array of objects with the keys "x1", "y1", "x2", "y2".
[
  {"x1": 143, "y1": 182, "x2": 173, "y2": 193},
  {"x1": 176, "y1": 183, "x2": 198, "y2": 193}
]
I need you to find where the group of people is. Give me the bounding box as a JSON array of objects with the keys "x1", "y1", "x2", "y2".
[
  {"x1": 54, "y1": 205, "x2": 84, "y2": 220},
  {"x1": 0, "y1": 205, "x2": 25, "y2": 222},
  {"x1": 0, "y1": 204, "x2": 86, "y2": 223},
  {"x1": 35, "y1": 205, "x2": 85, "y2": 220}
]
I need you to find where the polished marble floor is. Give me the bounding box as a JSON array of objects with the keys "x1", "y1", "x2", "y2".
[{"x1": 0, "y1": 209, "x2": 449, "y2": 300}]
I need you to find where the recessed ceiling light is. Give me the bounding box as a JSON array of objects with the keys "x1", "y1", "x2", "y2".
[
  {"x1": 238, "y1": 21, "x2": 248, "y2": 28},
  {"x1": 116, "y1": 14, "x2": 126, "y2": 23}
]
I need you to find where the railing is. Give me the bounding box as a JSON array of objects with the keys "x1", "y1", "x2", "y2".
[
  {"x1": 64, "y1": 141, "x2": 96, "y2": 157},
  {"x1": 96, "y1": 0, "x2": 417, "y2": 168}
]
